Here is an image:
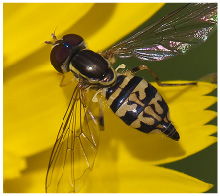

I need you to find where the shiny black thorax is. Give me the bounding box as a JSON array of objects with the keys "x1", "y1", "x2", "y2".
[
  {"x1": 71, "y1": 50, "x2": 109, "y2": 79},
  {"x1": 49, "y1": 34, "x2": 115, "y2": 86},
  {"x1": 70, "y1": 49, "x2": 115, "y2": 85}
]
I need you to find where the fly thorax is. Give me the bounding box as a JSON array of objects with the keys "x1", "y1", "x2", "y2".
[{"x1": 69, "y1": 50, "x2": 116, "y2": 87}]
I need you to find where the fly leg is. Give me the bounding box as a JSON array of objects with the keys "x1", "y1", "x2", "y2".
[
  {"x1": 115, "y1": 64, "x2": 127, "y2": 72},
  {"x1": 85, "y1": 90, "x2": 105, "y2": 131},
  {"x1": 97, "y1": 100, "x2": 104, "y2": 131},
  {"x1": 131, "y1": 65, "x2": 197, "y2": 86},
  {"x1": 92, "y1": 90, "x2": 102, "y2": 102},
  {"x1": 60, "y1": 74, "x2": 71, "y2": 87},
  {"x1": 116, "y1": 64, "x2": 136, "y2": 76},
  {"x1": 59, "y1": 72, "x2": 76, "y2": 87}
]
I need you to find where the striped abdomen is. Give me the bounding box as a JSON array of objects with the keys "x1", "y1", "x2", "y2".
[{"x1": 103, "y1": 75, "x2": 180, "y2": 141}]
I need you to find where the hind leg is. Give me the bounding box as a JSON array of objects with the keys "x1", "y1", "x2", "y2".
[{"x1": 131, "y1": 65, "x2": 197, "y2": 87}]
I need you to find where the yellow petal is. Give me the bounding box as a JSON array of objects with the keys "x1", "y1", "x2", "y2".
[
  {"x1": 4, "y1": 171, "x2": 44, "y2": 193},
  {"x1": 4, "y1": 3, "x2": 94, "y2": 66},
  {"x1": 4, "y1": 64, "x2": 77, "y2": 157},
  {"x1": 4, "y1": 145, "x2": 212, "y2": 193},
  {"x1": 85, "y1": 154, "x2": 213, "y2": 193},
  {"x1": 6, "y1": 167, "x2": 211, "y2": 193},
  {"x1": 4, "y1": 150, "x2": 26, "y2": 179},
  {"x1": 115, "y1": 164, "x2": 212, "y2": 193},
  {"x1": 84, "y1": 132, "x2": 213, "y2": 193}
]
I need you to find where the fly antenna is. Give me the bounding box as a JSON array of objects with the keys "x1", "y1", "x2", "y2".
[
  {"x1": 45, "y1": 27, "x2": 58, "y2": 45},
  {"x1": 51, "y1": 27, "x2": 58, "y2": 41}
]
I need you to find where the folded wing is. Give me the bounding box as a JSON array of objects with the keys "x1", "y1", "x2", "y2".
[{"x1": 45, "y1": 85, "x2": 103, "y2": 193}]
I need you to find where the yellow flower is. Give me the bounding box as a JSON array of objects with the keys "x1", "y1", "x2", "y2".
[{"x1": 4, "y1": 3, "x2": 217, "y2": 193}]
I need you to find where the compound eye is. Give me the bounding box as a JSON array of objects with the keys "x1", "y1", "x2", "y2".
[
  {"x1": 62, "y1": 34, "x2": 84, "y2": 47},
  {"x1": 50, "y1": 44, "x2": 70, "y2": 73}
]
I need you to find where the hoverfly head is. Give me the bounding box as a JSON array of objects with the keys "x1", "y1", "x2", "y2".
[{"x1": 46, "y1": 34, "x2": 86, "y2": 73}]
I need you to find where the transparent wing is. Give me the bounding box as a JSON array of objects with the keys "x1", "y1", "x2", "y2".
[
  {"x1": 45, "y1": 84, "x2": 103, "y2": 193},
  {"x1": 102, "y1": 3, "x2": 217, "y2": 62}
]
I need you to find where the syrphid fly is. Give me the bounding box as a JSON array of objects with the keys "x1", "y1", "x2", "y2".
[{"x1": 45, "y1": 3, "x2": 217, "y2": 193}]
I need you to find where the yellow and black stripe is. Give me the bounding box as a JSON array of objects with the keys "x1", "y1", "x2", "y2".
[{"x1": 104, "y1": 74, "x2": 180, "y2": 141}]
